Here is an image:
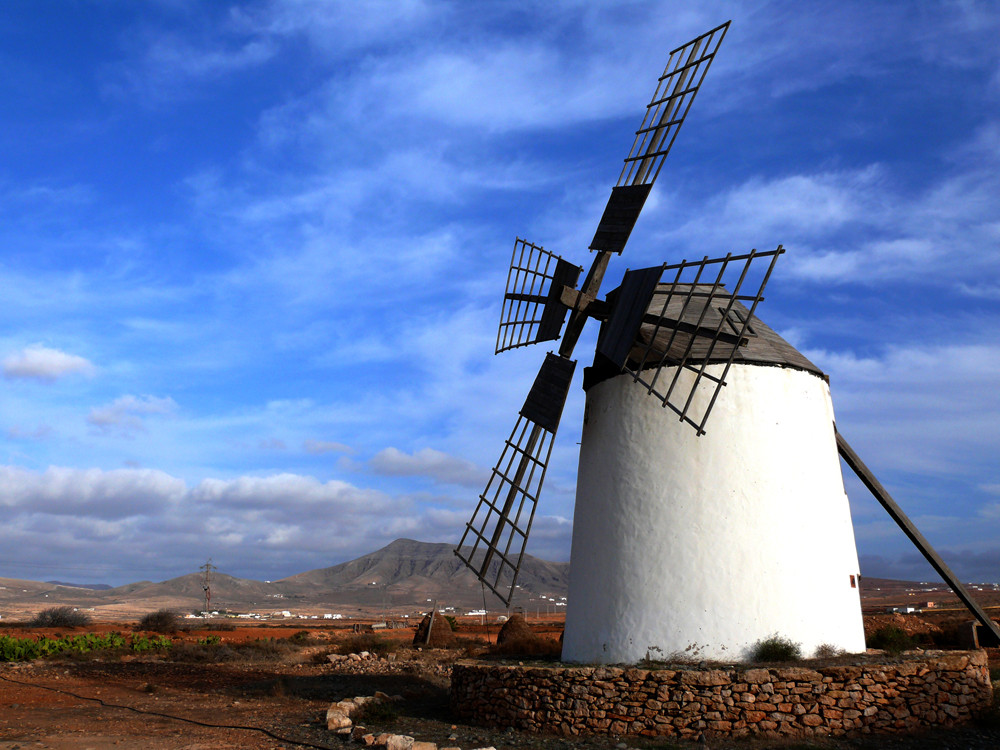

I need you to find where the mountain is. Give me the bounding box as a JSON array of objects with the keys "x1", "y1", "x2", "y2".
[
  {"x1": 105, "y1": 572, "x2": 273, "y2": 602},
  {"x1": 277, "y1": 538, "x2": 569, "y2": 609},
  {"x1": 46, "y1": 581, "x2": 112, "y2": 590},
  {"x1": 0, "y1": 539, "x2": 569, "y2": 619}
]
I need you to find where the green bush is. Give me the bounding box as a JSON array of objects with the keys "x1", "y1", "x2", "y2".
[
  {"x1": 287, "y1": 629, "x2": 312, "y2": 644},
  {"x1": 29, "y1": 606, "x2": 91, "y2": 628},
  {"x1": 868, "y1": 625, "x2": 915, "y2": 655},
  {"x1": 0, "y1": 631, "x2": 132, "y2": 662},
  {"x1": 749, "y1": 634, "x2": 802, "y2": 663},
  {"x1": 131, "y1": 634, "x2": 173, "y2": 652},
  {"x1": 444, "y1": 615, "x2": 458, "y2": 631},
  {"x1": 137, "y1": 609, "x2": 181, "y2": 633}
]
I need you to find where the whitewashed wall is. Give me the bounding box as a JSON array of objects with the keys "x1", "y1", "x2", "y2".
[{"x1": 561, "y1": 365, "x2": 866, "y2": 664}]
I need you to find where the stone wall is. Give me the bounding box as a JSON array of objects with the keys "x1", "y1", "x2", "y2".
[{"x1": 451, "y1": 651, "x2": 992, "y2": 739}]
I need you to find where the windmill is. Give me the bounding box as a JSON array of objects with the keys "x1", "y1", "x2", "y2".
[{"x1": 455, "y1": 21, "x2": 1000, "y2": 663}]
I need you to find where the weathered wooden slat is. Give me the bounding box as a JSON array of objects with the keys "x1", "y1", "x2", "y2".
[{"x1": 519, "y1": 353, "x2": 577, "y2": 434}]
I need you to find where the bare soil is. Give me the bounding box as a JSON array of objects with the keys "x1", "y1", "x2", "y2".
[{"x1": 2, "y1": 618, "x2": 1000, "y2": 750}]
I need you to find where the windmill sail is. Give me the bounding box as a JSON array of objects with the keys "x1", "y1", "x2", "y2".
[
  {"x1": 455, "y1": 354, "x2": 575, "y2": 604},
  {"x1": 496, "y1": 239, "x2": 582, "y2": 354},
  {"x1": 599, "y1": 247, "x2": 783, "y2": 435},
  {"x1": 455, "y1": 22, "x2": 732, "y2": 605},
  {"x1": 591, "y1": 21, "x2": 730, "y2": 254}
]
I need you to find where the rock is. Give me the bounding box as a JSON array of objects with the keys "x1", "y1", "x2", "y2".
[
  {"x1": 411, "y1": 742, "x2": 437, "y2": 750},
  {"x1": 385, "y1": 735, "x2": 415, "y2": 750},
  {"x1": 325, "y1": 706, "x2": 351, "y2": 731},
  {"x1": 742, "y1": 668, "x2": 771, "y2": 684}
]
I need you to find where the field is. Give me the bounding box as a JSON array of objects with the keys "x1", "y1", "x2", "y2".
[{"x1": 2, "y1": 613, "x2": 1000, "y2": 750}]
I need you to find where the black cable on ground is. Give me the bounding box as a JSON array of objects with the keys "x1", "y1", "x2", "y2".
[{"x1": 0, "y1": 672, "x2": 338, "y2": 749}]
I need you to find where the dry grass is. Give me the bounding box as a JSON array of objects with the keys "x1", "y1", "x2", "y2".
[{"x1": 334, "y1": 633, "x2": 399, "y2": 657}]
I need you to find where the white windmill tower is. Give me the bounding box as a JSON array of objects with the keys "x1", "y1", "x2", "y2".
[{"x1": 454, "y1": 21, "x2": 1000, "y2": 664}]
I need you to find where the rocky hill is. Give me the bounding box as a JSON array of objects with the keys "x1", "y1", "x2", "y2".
[
  {"x1": 277, "y1": 538, "x2": 568, "y2": 608},
  {"x1": 0, "y1": 539, "x2": 569, "y2": 619}
]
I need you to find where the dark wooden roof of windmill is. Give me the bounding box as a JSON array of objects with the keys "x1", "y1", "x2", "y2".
[{"x1": 583, "y1": 282, "x2": 824, "y2": 391}]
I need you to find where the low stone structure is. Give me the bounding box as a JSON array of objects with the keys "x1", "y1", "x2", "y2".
[
  {"x1": 451, "y1": 651, "x2": 992, "y2": 739},
  {"x1": 326, "y1": 691, "x2": 402, "y2": 734}
]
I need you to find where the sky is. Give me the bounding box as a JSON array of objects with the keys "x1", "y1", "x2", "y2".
[{"x1": 1, "y1": 0, "x2": 998, "y2": 588}]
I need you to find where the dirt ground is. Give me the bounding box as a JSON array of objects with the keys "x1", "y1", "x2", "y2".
[{"x1": 3, "y1": 618, "x2": 1000, "y2": 750}]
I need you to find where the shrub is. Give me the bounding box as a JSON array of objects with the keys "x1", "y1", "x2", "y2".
[
  {"x1": 814, "y1": 643, "x2": 844, "y2": 659},
  {"x1": 131, "y1": 634, "x2": 173, "y2": 652},
  {"x1": 335, "y1": 633, "x2": 398, "y2": 657},
  {"x1": 29, "y1": 607, "x2": 90, "y2": 628},
  {"x1": 137, "y1": 609, "x2": 180, "y2": 633},
  {"x1": 0, "y1": 632, "x2": 130, "y2": 662},
  {"x1": 170, "y1": 642, "x2": 237, "y2": 663},
  {"x1": 749, "y1": 634, "x2": 802, "y2": 663},
  {"x1": 868, "y1": 625, "x2": 915, "y2": 655},
  {"x1": 238, "y1": 638, "x2": 301, "y2": 662},
  {"x1": 444, "y1": 615, "x2": 458, "y2": 631},
  {"x1": 287, "y1": 630, "x2": 312, "y2": 644}
]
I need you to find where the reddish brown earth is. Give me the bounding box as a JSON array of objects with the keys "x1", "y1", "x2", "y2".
[{"x1": 2, "y1": 616, "x2": 1000, "y2": 749}]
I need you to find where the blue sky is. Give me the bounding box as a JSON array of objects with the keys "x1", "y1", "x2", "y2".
[{"x1": 1, "y1": 0, "x2": 998, "y2": 586}]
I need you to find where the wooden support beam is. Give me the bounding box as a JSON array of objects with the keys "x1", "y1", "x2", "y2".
[{"x1": 836, "y1": 430, "x2": 1000, "y2": 644}]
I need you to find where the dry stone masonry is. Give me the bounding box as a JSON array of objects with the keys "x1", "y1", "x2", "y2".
[{"x1": 451, "y1": 650, "x2": 992, "y2": 739}]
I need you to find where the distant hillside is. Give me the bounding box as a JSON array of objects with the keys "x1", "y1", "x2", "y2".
[
  {"x1": 3, "y1": 542, "x2": 995, "y2": 622},
  {"x1": 0, "y1": 539, "x2": 568, "y2": 618},
  {"x1": 105, "y1": 572, "x2": 273, "y2": 602},
  {"x1": 46, "y1": 581, "x2": 112, "y2": 590},
  {"x1": 276, "y1": 538, "x2": 569, "y2": 609}
]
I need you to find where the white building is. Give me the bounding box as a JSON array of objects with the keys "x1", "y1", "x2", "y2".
[{"x1": 562, "y1": 296, "x2": 866, "y2": 664}]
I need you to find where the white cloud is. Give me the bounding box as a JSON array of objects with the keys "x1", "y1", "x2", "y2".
[
  {"x1": 0, "y1": 465, "x2": 185, "y2": 520},
  {"x1": 87, "y1": 394, "x2": 178, "y2": 436},
  {"x1": 810, "y1": 341, "x2": 1000, "y2": 480},
  {"x1": 303, "y1": 439, "x2": 353, "y2": 455},
  {"x1": 369, "y1": 447, "x2": 488, "y2": 488},
  {"x1": 233, "y1": 0, "x2": 433, "y2": 53},
  {"x1": 189, "y1": 473, "x2": 387, "y2": 515},
  {"x1": 6, "y1": 424, "x2": 53, "y2": 441},
  {"x1": 0, "y1": 462, "x2": 498, "y2": 581},
  {"x1": 3, "y1": 345, "x2": 96, "y2": 381}
]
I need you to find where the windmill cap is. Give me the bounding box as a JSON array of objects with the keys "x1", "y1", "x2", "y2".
[{"x1": 584, "y1": 283, "x2": 825, "y2": 391}]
